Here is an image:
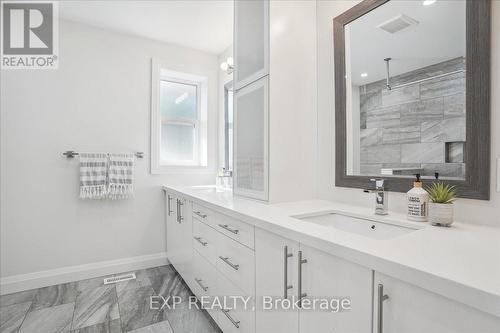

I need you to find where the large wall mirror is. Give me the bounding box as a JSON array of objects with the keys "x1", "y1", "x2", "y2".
[{"x1": 334, "y1": 0, "x2": 491, "y2": 199}]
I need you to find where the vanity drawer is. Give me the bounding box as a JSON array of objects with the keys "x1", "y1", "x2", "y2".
[
  {"x1": 192, "y1": 218, "x2": 218, "y2": 266},
  {"x1": 216, "y1": 231, "x2": 255, "y2": 296},
  {"x1": 216, "y1": 271, "x2": 255, "y2": 333},
  {"x1": 216, "y1": 213, "x2": 255, "y2": 249},
  {"x1": 192, "y1": 202, "x2": 215, "y2": 226},
  {"x1": 191, "y1": 250, "x2": 217, "y2": 298}
]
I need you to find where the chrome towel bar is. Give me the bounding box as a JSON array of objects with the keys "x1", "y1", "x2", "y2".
[{"x1": 62, "y1": 150, "x2": 144, "y2": 158}]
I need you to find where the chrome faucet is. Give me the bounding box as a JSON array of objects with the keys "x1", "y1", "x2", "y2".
[{"x1": 364, "y1": 179, "x2": 388, "y2": 215}]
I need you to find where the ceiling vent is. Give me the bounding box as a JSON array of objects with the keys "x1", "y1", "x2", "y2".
[{"x1": 376, "y1": 14, "x2": 419, "y2": 34}]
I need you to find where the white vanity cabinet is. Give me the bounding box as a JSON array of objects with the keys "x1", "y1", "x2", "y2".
[
  {"x1": 255, "y1": 228, "x2": 372, "y2": 333},
  {"x1": 216, "y1": 270, "x2": 256, "y2": 333},
  {"x1": 170, "y1": 199, "x2": 256, "y2": 332},
  {"x1": 165, "y1": 193, "x2": 181, "y2": 268},
  {"x1": 373, "y1": 272, "x2": 500, "y2": 333},
  {"x1": 164, "y1": 192, "x2": 193, "y2": 287},
  {"x1": 255, "y1": 228, "x2": 299, "y2": 333},
  {"x1": 299, "y1": 244, "x2": 372, "y2": 333},
  {"x1": 165, "y1": 193, "x2": 177, "y2": 256},
  {"x1": 233, "y1": 0, "x2": 269, "y2": 90},
  {"x1": 165, "y1": 192, "x2": 500, "y2": 333}
]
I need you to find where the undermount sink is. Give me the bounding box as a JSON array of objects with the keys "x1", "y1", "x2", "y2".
[{"x1": 292, "y1": 212, "x2": 420, "y2": 240}]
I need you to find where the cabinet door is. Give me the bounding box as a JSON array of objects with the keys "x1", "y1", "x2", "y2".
[
  {"x1": 374, "y1": 272, "x2": 500, "y2": 333},
  {"x1": 234, "y1": 0, "x2": 269, "y2": 89},
  {"x1": 233, "y1": 77, "x2": 269, "y2": 201},
  {"x1": 255, "y1": 228, "x2": 299, "y2": 333},
  {"x1": 216, "y1": 271, "x2": 255, "y2": 333},
  {"x1": 191, "y1": 250, "x2": 219, "y2": 325},
  {"x1": 191, "y1": 250, "x2": 217, "y2": 299},
  {"x1": 299, "y1": 244, "x2": 372, "y2": 333},
  {"x1": 176, "y1": 198, "x2": 193, "y2": 287},
  {"x1": 165, "y1": 193, "x2": 182, "y2": 269}
]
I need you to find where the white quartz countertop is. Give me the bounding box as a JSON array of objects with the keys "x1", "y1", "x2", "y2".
[{"x1": 163, "y1": 185, "x2": 500, "y2": 318}]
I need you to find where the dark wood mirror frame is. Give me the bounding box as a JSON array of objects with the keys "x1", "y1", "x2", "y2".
[{"x1": 333, "y1": 0, "x2": 491, "y2": 200}]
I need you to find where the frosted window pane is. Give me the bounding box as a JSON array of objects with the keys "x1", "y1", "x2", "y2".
[
  {"x1": 160, "y1": 81, "x2": 197, "y2": 119},
  {"x1": 161, "y1": 123, "x2": 195, "y2": 161}
]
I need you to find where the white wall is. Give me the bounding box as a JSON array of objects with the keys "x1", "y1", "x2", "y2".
[
  {"x1": 316, "y1": 0, "x2": 500, "y2": 227},
  {"x1": 269, "y1": 0, "x2": 317, "y2": 203},
  {"x1": 0, "y1": 20, "x2": 219, "y2": 279}
]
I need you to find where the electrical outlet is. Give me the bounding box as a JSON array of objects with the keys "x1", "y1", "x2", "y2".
[{"x1": 497, "y1": 159, "x2": 500, "y2": 193}]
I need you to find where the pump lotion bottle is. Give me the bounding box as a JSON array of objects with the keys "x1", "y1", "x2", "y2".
[{"x1": 407, "y1": 174, "x2": 429, "y2": 222}]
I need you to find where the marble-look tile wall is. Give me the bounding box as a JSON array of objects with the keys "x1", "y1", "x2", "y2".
[{"x1": 359, "y1": 57, "x2": 466, "y2": 178}]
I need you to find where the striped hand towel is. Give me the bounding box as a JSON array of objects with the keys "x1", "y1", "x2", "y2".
[
  {"x1": 108, "y1": 153, "x2": 134, "y2": 199},
  {"x1": 79, "y1": 153, "x2": 108, "y2": 199}
]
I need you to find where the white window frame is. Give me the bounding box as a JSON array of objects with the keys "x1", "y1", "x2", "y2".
[{"x1": 151, "y1": 58, "x2": 208, "y2": 174}]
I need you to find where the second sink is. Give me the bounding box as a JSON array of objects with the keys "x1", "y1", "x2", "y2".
[{"x1": 292, "y1": 211, "x2": 420, "y2": 240}]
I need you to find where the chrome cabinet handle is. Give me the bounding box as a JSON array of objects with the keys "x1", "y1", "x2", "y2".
[
  {"x1": 177, "y1": 200, "x2": 184, "y2": 223},
  {"x1": 219, "y1": 256, "x2": 240, "y2": 270},
  {"x1": 194, "y1": 236, "x2": 208, "y2": 246},
  {"x1": 218, "y1": 224, "x2": 239, "y2": 234},
  {"x1": 221, "y1": 309, "x2": 240, "y2": 328},
  {"x1": 377, "y1": 284, "x2": 389, "y2": 333},
  {"x1": 297, "y1": 250, "x2": 307, "y2": 307},
  {"x1": 195, "y1": 278, "x2": 208, "y2": 292},
  {"x1": 176, "y1": 199, "x2": 180, "y2": 223},
  {"x1": 194, "y1": 211, "x2": 207, "y2": 219},
  {"x1": 167, "y1": 195, "x2": 173, "y2": 216},
  {"x1": 283, "y1": 246, "x2": 293, "y2": 298}
]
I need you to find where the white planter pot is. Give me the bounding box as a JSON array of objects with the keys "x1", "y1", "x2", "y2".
[{"x1": 429, "y1": 202, "x2": 454, "y2": 226}]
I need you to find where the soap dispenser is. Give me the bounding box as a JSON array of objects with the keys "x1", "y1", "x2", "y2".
[{"x1": 407, "y1": 174, "x2": 429, "y2": 222}]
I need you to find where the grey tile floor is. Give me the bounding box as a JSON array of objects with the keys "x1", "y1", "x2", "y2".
[{"x1": 0, "y1": 265, "x2": 221, "y2": 333}]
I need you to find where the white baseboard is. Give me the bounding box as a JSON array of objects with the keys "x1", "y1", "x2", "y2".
[{"x1": 0, "y1": 252, "x2": 169, "y2": 295}]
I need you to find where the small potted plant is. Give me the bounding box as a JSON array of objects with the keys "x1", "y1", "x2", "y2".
[{"x1": 426, "y1": 182, "x2": 457, "y2": 227}]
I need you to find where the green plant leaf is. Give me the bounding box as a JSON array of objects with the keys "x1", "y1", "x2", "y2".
[{"x1": 425, "y1": 182, "x2": 457, "y2": 203}]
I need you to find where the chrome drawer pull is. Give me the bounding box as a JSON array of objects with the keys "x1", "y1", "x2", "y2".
[
  {"x1": 167, "y1": 195, "x2": 173, "y2": 216},
  {"x1": 222, "y1": 309, "x2": 240, "y2": 328},
  {"x1": 193, "y1": 236, "x2": 208, "y2": 246},
  {"x1": 219, "y1": 256, "x2": 240, "y2": 270},
  {"x1": 176, "y1": 199, "x2": 184, "y2": 223},
  {"x1": 377, "y1": 284, "x2": 389, "y2": 333},
  {"x1": 194, "y1": 211, "x2": 208, "y2": 219},
  {"x1": 283, "y1": 246, "x2": 293, "y2": 298},
  {"x1": 178, "y1": 200, "x2": 184, "y2": 222},
  {"x1": 297, "y1": 250, "x2": 307, "y2": 307},
  {"x1": 195, "y1": 278, "x2": 208, "y2": 292},
  {"x1": 176, "y1": 200, "x2": 180, "y2": 223},
  {"x1": 218, "y1": 224, "x2": 239, "y2": 234}
]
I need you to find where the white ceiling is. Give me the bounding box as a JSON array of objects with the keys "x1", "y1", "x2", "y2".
[
  {"x1": 59, "y1": 0, "x2": 233, "y2": 55},
  {"x1": 348, "y1": 0, "x2": 466, "y2": 86}
]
